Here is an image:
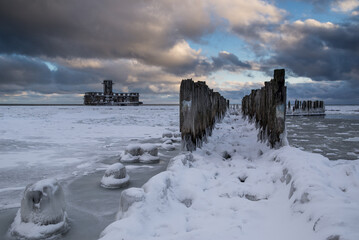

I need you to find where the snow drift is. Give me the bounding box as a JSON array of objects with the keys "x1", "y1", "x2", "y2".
[{"x1": 99, "y1": 112, "x2": 359, "y2": 240}]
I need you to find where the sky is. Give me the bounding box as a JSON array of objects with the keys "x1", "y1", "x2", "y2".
[{"x1": 0, "y1": 0, "x2": 358, "y2": 104}]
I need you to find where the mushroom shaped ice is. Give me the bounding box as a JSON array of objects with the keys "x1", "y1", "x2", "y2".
[
  {"x1": 101, "y1": 163, "x2": 130, "y2": 189},
  {"x1": 10, "y1": 178, "x2": 69, "y2": 239},
  {"x1": 120, "y1": 144, "x2": 160, "y2": 164}
]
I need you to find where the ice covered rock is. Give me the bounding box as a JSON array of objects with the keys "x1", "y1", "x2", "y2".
[
  {"x1": 120, "y1": 144, "x2": 159, "y2": 164},
  {"x1": 101, "y1": 163, "x2": 130, "y2": 189},
  {"x1": 125, "y1": 145, "x2": 143, "y2": 156},
  {"x1": 138, "y1": 153, "x2": 160, "y2": 164},
  {"x1": 10, "y1": 178, "x2": 69, "y2": 239},
  {"x1": 162, "y1": 131, "x2": 181, "y2": 142},
  {"x1": 167, "y1": 153, "x2": 194, "y2": 170},
  {"x1": 161, "y1": 139, "x2": 176, "y2": 151},
  {"x1": 162, "y1": 131, "x2": 173, "y2": 138},
  {"x1": 117, "y1": 188, "x2": 145, "y2": 219},
  {"x1": 140, "y1": 144, "x2": 158, "y2": 156}
]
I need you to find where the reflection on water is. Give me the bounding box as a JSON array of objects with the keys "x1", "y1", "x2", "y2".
[{"x1": 286, "y1": 114, "x2": 359, "y2": 160}]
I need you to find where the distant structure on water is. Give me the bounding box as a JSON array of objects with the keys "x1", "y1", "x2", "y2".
[
  {"x1": 84, "y1": 80, "x2": 143, "y2": 106},
  {"x1": 287, "y1": 100, "x2": 325, "y2": 116}
]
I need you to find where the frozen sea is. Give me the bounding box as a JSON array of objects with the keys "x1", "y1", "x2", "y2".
[
  {"x1": 0, "y1": 104, "x2": 358, "y2": 240},
  {"x1": 286, "y1": 105, "x2": 359, "y2": 160},
  {"x1": 0, "y1": 105, "x2": 181, "y2": 239}
]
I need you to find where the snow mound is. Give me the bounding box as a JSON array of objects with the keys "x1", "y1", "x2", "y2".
[
  {"x1": 120, "y1": 144, "x2": 160, "y2": 164},
  {"x1": 116, "y1": 188, "x2": 145, "y2": 220},
  {"x1": 100, "y1": 113, "x2": 359, "y2": 240},
  {"x1": 101, "y1": 163, "x2": 130, "y2": 189},
  {"x1": 10, "y1": 178, "x2": 69, "y2": 239}
]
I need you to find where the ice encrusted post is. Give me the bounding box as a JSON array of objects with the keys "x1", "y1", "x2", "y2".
[
  {"x1": 242, "y1": 69, "x2": 286, "y2": 148},
  {"x1": 180, "y1": 79, "x2": 228, "y2": 151}
]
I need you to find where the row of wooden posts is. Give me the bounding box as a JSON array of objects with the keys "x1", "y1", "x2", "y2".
[
  {"x1": 179, "y1": 69, "x2": 287, "y2": 150},
  {"x1": 179, "y1": 79, "x2": 229, "y2": 151}
]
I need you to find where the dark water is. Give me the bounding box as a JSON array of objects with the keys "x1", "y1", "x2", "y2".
[{"x1": 286, "y1": 113, "x2": 359, "y2": 160}]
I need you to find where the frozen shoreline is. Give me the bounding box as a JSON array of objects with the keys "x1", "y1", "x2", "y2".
[
  {"x1": 1, "y1": 105, "x2": 358, "y2": 240},
  {"x1": 0, "y1": 140, "x2": 182, "y2": 240},
  {"x1": 100, "y1": 111, "x2": 359, "y2": 240}
]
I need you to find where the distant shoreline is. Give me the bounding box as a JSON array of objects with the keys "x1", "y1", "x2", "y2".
[{"x1": 0, "y1": 104, "x2": 180, "y2": 106}]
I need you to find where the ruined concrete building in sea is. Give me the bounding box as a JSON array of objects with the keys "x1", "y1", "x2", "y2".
[{"x1": 84, "y1": 80, "x2": 143, "y2": 106}]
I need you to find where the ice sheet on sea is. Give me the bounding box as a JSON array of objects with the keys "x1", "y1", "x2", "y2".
[
  {"x1": 326, "y1": 105, "x2": 359, "y2": 115},
  {"x1": 0, "y1": 106, "x2": 179, "y2": 209},
  {"x1": 99, "y1": 112, "x2": 359, "y2": 240},
  {"x1": 0, "y1": 106, "x2": 179, "y2": 170}
]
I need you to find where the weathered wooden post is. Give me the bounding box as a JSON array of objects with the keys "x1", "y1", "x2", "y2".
[
  {"x1": 241, "y1": 69, "x2": 286, "y2": 148},
  {"x1": 180, "y1": 79, "x2": 229, "y2": 151}
]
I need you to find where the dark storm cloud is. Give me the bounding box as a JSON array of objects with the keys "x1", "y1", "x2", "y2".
[
  {"x1": 0, "y1": 55, "x2": 99, "y2": 95},
  {"x1": 0, "y1": 55, "x2": 182, "y2": 97},
  {"x1": 287, "y1": 81, "x2": 359, "y2": 104},
  {"x1": 172, "y1": 51, "x2": 252, "y2": 77},
  {"x1": 211, "y1": 52, "x2": 251, "y2": 71},
  {"x1": 261, "y1": 20, "x2": 359, "y2": 84},
  {"x1": 0, "y1": 0, "x2": 213, "y2": 72}
]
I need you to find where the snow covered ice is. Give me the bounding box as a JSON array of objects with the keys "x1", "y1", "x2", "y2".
[
  {"x1": 0, "y1": 105, "x2": 180, "y2": 240},
  {"x1": 1, "y1": 105, "x2": 358, "y2": 240},
  {"x1": 10, "y1": 179, "x2": 69, "y2": 239},
  {"x1": 100, "y1": 109, "x2": 359, "y2": 240},
  {"x1": 120, "y1": 144, "x2": 160, "y2": 163}
]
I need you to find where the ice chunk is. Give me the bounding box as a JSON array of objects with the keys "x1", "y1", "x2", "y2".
[
  {"x1": 162, "y1": 131, "x2": 173, "y2": 138},
  {"x1": 10, "y1": 178, "x2": 69, "y2": 239},
  {"x1": 162, "y1": 131, "x2": 181, "y2": 142},
  {"x1": 125, "y1": 144, "x2": 143, "y2": 156},
  {"x1": 104, "y1": 163, "x2": 127, "y2": 179},
  {"x1": 140, "y1": 144, "x2": 158, "y2": 156},
  {"x1": 120, "y1": 144, "x2": 159, "y2": 164},
  {"x1": 101, "y1": 163, "x2": 130, "y2": 189},
  {"x1": 139, "y1": 153, "x2": 160, "y2": 164},
  {"x1": 117, "y1": 188, "x2": 145, "y2": 219},
  {"x1": 161, "y1": 139, "x2": 176, "y2": 151}
]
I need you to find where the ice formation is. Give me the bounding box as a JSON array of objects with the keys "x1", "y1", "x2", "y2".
[
  {"x1": 120, "y1": 144, "x2": 160, "y2": 163},
  {"x1": 101, "y1": 163, "x2": 130, "y2": 189},
  {"x1": 116, "y1": 188, "x2": 145, "y2": 220},
  {"x1": 10, "y1": 179, "x2": 69, "y2": 239},
  {"x1": 99, "y1": 112, "x2": 359, "y2": 240},
  {"x1": 162, "y1": 131, "x2": 181, "y2": 140},
  {"x1": 161, "y1": 139, "x2": 176, "y2": 151}
]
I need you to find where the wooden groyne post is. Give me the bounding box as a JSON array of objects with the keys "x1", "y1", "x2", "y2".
[
  {"x1": 287, "y1": 100, "x2": 325, "y2": 115},
  {"x1": 242, "y1": 69, "x2": 287, "y2": 148},
  {"x1": 180, "y1": 79, "x2": 228, "y2": 151}
]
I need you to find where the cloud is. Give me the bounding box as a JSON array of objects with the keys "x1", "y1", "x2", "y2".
[
  {"x1": 0, "y1": 0, "x2": 282, "y2": 73},
  {"x1": 0, "y1": 0, "x2": 212, "y2": 72},
  {"x1": 211, "y1": 51, "x2": 251, "y2": 71},
  {"x1": 259, "y1": 18, "x2": 359, "y2": 83},
  {"x1": 331, "y1": 0, "x2": 359, "y2": 12},
  {"x1": 0, "y1": 0, "x2": 358, "y2": 104},
  {"x1": 0, "y1": 54, "x2": 185, "y2": 97},
  {"x1": 287, "y1": 80, "x2": 359, "y2": 104}
]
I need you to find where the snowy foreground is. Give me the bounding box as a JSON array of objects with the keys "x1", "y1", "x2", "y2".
[{"x1": 100, "y1": 111, "x2": 359, "y2": 240}]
